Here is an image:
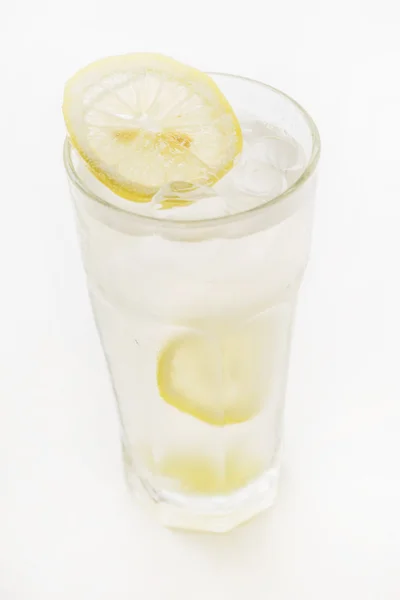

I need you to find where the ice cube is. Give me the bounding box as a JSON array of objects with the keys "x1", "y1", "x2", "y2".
[
  {"x1": 232, "y1": 158, "x2": 286, "y2": 198},
  {"x1": 249, "y1": 135, "x2": 303, "y2": 172},
  {"x1": 151, "y1": 181, "x2": 229, "y2": 220},
  {"x1": 240, "y1": 117, "x2": 278, "y2": 140},
  {"x1": 216, "y1": 119, "x2": 306, "y2": 202}
]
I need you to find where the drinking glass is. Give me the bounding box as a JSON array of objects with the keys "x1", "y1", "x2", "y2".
[{"x1": 64, "y1": 73, "x2": 320, "y2": 532}]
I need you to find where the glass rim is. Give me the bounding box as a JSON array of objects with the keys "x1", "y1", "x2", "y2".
[{"x1": 63, "y1": 72, "x2": 321, "y2": 231}]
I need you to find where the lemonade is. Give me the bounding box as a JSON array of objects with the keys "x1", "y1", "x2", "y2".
[{"x1": 63, "y1": 54, "x2": 320, "y2": 531}]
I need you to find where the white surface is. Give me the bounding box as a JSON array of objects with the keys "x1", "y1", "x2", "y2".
[{"x1": 1, "y1": 1, "x2": 400, "y2": 598}]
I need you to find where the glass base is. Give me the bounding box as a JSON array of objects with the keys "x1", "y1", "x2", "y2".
[{"x1": 123, "y1": 457, "x2": 279, "y2": 533}]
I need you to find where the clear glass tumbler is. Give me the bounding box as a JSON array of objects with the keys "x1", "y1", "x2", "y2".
[{"x1": 64, "y1": 73, "x2": 320, "y2": 532}]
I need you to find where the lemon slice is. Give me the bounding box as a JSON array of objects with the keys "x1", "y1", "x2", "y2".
[
  {"x1": 63, "y1": 53, "x2": 242, "y2": 201},
  {"x1": 156, "y1": 451, "x2": 265, "y2": 494},
  {"x1": 157, "y1": 328, "x2": 268, "y2": 426}
]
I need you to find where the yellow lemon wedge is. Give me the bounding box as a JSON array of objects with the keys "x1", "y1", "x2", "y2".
[
  {"x1": 63, "y1": 53, "x2": 242, "y2": 201},
  {"x1": 157, "y1": 328, "x2": 268, "y2": 426}
]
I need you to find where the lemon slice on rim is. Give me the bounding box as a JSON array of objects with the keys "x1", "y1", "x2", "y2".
[
  {"x1": 157, "y1": 328, "x2": 267, "y2": 426},
  {"x1": 63, "y1": 53, "x2": 242, "y2": 201}
]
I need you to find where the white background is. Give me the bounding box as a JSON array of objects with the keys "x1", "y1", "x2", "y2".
[{"x1": 1, "y1": 1, "x2": 400, "y2": 598}]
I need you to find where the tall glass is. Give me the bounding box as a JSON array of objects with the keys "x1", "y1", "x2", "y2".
[{"x1": 64, "y1": 74, "x2": 320, "y2": 532}]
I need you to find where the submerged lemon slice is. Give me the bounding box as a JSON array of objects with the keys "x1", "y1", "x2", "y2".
[
  {"x1": 157, "y1": 328, "x2": 268, "y2": 426},
  {"x1": 63, "y1": 53, "x2": 242, "y2": 201},
  {"x1": 157, "y1": 451, "x2": 265, "y2": 494}
]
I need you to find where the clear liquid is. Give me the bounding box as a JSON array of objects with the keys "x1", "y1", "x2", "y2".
[
  {"x1": 71, "y1": 116, "x2": 313, "y2": 531},
  {"x1": 92, "y1": 291, "x2": 293, "y2": 488}
]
